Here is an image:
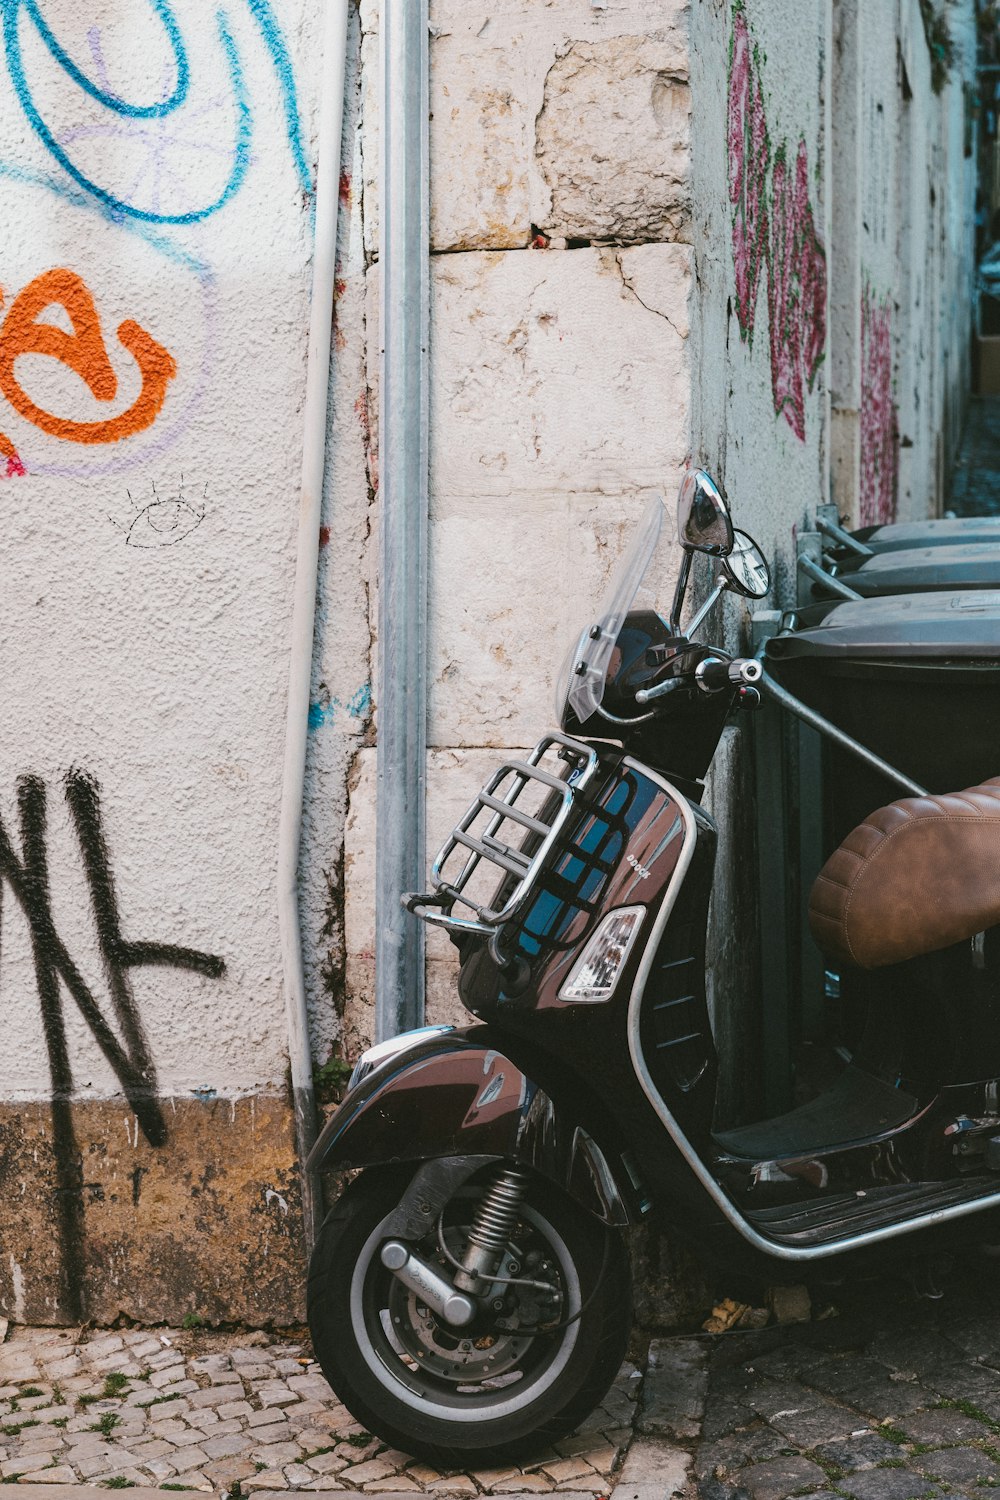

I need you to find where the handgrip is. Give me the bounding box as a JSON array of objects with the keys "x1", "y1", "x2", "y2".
[{"x1": 696, "y1": 656, "x2": 763, "y2": 694}]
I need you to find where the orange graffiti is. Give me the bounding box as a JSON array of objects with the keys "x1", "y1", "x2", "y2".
[{"x1": 0, "y1": 268, "x2": 176, "y2": 461}]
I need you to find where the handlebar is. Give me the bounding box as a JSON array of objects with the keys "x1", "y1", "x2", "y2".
[
  {"x1": 635, "y1": 655, "x2": 761, "y2": 705},
  {"x1": 695, "y1": 656, "x2": 763, "y2": 694}
]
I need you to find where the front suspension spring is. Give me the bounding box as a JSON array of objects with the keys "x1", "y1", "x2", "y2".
[{"x1": 454, "y1": 1166, "x2": 531, "y2": 1290}]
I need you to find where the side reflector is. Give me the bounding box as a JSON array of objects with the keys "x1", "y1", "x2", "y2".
[{"x1": 558, "y1": 906, "x2": 646, "y2": 1003}]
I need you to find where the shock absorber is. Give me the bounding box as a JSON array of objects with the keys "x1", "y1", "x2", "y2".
[{"x1": 453, "y1": 1166, "x2": 531, "y2": 1293}]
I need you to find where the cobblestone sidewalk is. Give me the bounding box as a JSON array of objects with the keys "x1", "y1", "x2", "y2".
[
  {"x1": 688, "y1": 1254, "x2": 1000, "y2": 1500},
  {"x1": 0, "y1": 1324, "x2": 645, "y2": 1498}
]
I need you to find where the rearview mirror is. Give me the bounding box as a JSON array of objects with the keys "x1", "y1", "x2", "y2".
[
  {"x1": 723, "y1": 529, "x2": 771, "y2": 599},
  {"x1": 677, "y1": 470, "x2": 734, "y2": 556}
]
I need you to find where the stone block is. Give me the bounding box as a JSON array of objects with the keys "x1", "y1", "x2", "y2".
[
  {"x1": 537, "y1": 37, "x2": 690, "y2": 243},
  {"x1": 427, "y1": 490, "x2": 675, "y2": 748},
  {"x1": 362, "y1": 0, "x2": 688, "y2": 254},
  {"x1": 342, "y1": 1458, "x2": 396, "y2": 1485},
  {"x1": 431, "y1": 39, "x2": 532, "y2": 251},
  {"x1": 917, "y1": 1443, "x2": 1000, "y2": 1486},
  {"x1": 638, "y1": 1337, "x2": 708, "y2": 1441},
  {"x1": 767, "y1": 1398, "x2": 864, "y2": 1448},
  {"x1": 766, "y1": 1284, "x2": 811, "y2": 1325},
  {"x1": 610, "y1": 1437, "x2": 691, "y2": 1499},
  {"x1": 541, "y1": 1457, "x2": 596, "y2": 1482},
  {"x1": 432, "y1": 246, "x2": 690, "y2": 503},
  {"x1": 251, "y1": 1441, "x2": 304, "y2": 1466},
  {"x1": 737, "y1": 1455, "x2": 829, "y2": 1500},
  {"x1": 170, "y1": 1445, "x2": 211, "y2": 1473},
  {"x1": 839, "y1": 1469, "x2": 947, "y2": 1500}
]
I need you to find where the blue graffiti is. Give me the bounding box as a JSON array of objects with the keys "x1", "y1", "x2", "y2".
[
  {"x1": 245, "y1": 0, "x2": 310, "y2": 198},
  {"x1": 20, "y1": 0, "x2": 189, "y2": 118},
  {"x1": 308, "y1": 684, "x2": 372, "y2": 732},
  {"x1": 348, "y1": 682, "x2": 372, "y2": 718},
  {"x1": 0, "y1": 0, "x2": 311, "y2": 225}
]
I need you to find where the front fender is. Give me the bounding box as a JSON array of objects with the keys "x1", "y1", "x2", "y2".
[{"x1": 308, "y1": 1029, "x2": 634, "y2": 1226}]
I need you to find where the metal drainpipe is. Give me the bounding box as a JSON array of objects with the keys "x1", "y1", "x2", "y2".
[
  {"x1": 277, "y1": 0, "x2": 350, "y2": 1254},
  {"x1": 375, "y1": 0, "x2": 429, "y2": 1042}
]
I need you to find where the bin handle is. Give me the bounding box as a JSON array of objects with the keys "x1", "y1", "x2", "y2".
[{"x1": 759, "y1": 669, "x2": 929, "y2": 799}]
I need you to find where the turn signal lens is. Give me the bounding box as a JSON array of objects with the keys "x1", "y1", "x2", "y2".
[{"x1": 558, "y1": 906, "x2": 646, "y2": 1003}]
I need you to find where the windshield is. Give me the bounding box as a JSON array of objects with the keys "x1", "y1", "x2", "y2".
[{"x1": 556, "y1": 495, "x2": 667, "y2": 723}]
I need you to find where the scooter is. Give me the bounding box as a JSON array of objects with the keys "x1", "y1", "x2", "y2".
[{"x1": 306, "y1": 472, "x2": 1000, "y2": 1466}]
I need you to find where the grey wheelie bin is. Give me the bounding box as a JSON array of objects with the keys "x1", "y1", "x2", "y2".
[{"x1": 765, "y1": 590, "x2": 1000, "y2": 849}]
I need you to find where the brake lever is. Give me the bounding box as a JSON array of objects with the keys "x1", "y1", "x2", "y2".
[{"x1": 634, "y1": 678, "x2": 683, "y2": 706}]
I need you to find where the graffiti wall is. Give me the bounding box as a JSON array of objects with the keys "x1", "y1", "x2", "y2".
[
  {"x1": 696, "y1": 0, "x2": 974, "y2": 537},
  {"x1": 0, "y1": 0, "x2": 331, "y2": 1324},
  {"x1": 690, "y1": 0, "x2": 832, "y2": 596},
  {"x1": 727, "y1": 3, "x2": 827, "y2": 445},
  {"x1": 859, "y1": 281, "x2": 899, "y2": 527}
]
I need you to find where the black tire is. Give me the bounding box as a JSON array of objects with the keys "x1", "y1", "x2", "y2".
[{"x1": 307, "y1": 1163, "x2": 632, "y2": 1468}]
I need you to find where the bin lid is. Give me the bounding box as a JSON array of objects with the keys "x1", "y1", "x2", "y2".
[
  {"x1": 767, "y1": 590, "x2": 1000, "y2": 661},
  {"x1": 855, "y1": 517, "x2": 1000, "y2": 552},
  {"x1": 839, "y1": 543, "x2": 1000, "y2": 594}
]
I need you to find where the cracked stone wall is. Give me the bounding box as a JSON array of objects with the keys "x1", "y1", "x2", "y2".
[{"x1": 337, "y1": 0, "x2": 696, "y2": 1050}]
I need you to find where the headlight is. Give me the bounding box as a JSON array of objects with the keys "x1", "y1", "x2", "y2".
[
  {"x1": 558, "y1": 907, "x2": 646, "y2": 1003},
  {"x1": 348, "y1": 1024, "x2": 454, "y2": 1090}
]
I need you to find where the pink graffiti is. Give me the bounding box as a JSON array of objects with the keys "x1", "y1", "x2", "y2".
[
  {"x1": 859, "y1": 286, "x2": 898, "y2": 526},
  {"x1": 727, "y1": 7, "x2": 769, "y2": 341},
  {"x1": 727, "y1": 5, "x2": 827, "y2": 443},
  {"x1": 768, "y1": 141, "x2": 828, "y2": 442}
]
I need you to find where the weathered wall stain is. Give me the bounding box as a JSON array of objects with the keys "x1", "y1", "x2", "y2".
[
  {"x1": 727, "y1": 2, "x2": 827, "y2": 441},
  {"x1": 0, "y1": 1095, "x2": 304, "y2": 1325},
  {"x1": 860, "y1": 281, "x2": 899, "y2": 526},
  {"x1": 0, "y1": 770, "x2": 224, "y2": 1320},
  {"x1": 308, "y1": 682, "x2": 372, "y2": 733},
  {"x1": 0, "y1": 267, "x2": 176, "y2": 461}
]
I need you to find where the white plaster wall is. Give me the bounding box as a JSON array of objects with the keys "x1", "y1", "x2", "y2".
[{"x1": 0, "y1": 0, "x2": 324, "y2": 1100}]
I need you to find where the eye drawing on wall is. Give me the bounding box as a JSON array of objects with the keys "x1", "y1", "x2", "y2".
[{"x1": 111, "y1": 475, "x2": 207, "y2": 547}]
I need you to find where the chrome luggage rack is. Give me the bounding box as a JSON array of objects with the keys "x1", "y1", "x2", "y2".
[{"x1": 402, "y1": 732, "x2": 600, "y2": 958}]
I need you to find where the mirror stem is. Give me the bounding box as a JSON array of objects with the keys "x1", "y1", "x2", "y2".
[
  {"x1": 669, "y1": 551, "x2": 693, "y2": 633},
  {"x1": 685, "y1": 578, "x2": 729, "y2": 639}
]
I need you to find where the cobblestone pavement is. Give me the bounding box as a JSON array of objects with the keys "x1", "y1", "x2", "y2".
[
  {"x1": 0, "y1": 1323, "x2": 643, "y2": 1497},
  {"x1": 685, "y1": 1255, "x2": 1000, "y2": 1500}
]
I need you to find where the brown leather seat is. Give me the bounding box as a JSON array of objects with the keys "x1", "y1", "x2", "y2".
[{"x1": 809, "y1": 779, "x2": 1000, "y2": 970}]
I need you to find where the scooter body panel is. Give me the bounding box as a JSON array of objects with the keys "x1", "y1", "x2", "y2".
[
  {"x1": 454, "y1": 758, "x2": 725, "y2": 1204},
  {"x1": 307, "y1": 1028, "x2": 635, "y2": 1226}
]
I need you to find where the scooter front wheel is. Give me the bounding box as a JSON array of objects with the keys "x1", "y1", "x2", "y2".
[{"x1": 307, "y1": 1164, "x2": 632, "y2": 1467}]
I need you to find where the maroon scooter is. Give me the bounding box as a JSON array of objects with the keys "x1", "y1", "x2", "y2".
[{"x1": 306, "y1": 473, "x2": 1000, "y2": 1465}]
